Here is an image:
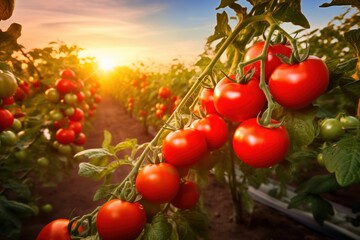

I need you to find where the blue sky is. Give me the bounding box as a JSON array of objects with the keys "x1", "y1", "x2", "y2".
[{"x1": 0, "y1": 0, "x2": 350, "y2": 67}]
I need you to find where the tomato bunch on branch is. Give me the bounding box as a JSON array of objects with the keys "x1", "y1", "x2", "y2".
[{"x1": 36, "y1": 0, "x2": 360, "y2": 239}]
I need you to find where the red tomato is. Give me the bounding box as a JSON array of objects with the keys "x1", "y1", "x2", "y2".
[
  {"x1": 1, "y1": 96, "x2": 14, "y2": 106},
  {"x1": 60, "y1": 69, "x2": 76, "y2": 79},
  {"x1": 55, "y1": 128, "x2": 75, "y2": 145},
  {"x1": 171, "y1": 181, "x2": 200, "y2": 209},
  {"x1": 68, "y1": 108, "x2": 84, "y2": 121},
  {"x1": 158, "y1": 86, "x2": 171, "y2": 99},
  {"x1": 69, "y1": 121, "x2": 82, "y2": 135},
  {"x1": 214, "y1": 74, "x2": 266, "y2": 122},
  {"x1": 74, "y1": 132, "x2": 87, "y2": 145},
  {"x1": 155, "y1": 109, "x2": 164, "y2": 119},
  {"x1": 162, "y1": 128, "x2": 208, "y2": 167},
  {"x1": 13, "y1": 87, "x2": 25, "y2": 101},
  {"x1": 136, "y1": 163, "x2": 180, "y2": 204},
  {"x1": 0, "y1": 109, "x2": 14, "y2": 131},
  {"x1": 232, "y1": 118, "x2": 290, "y2": 168},
  {"x1": 268, "y1": 56, "x2": 329, "y2": 109},
  {"x1": 199, "y1": 88, "x2": 218, "y2": 115},
  {"x1": 55, "y1": 78, "x2": 78, "y2": 94},
  {"x1": 36, "y1": 218, "x2": 71, "y2": 240},
  {"x1": 192, "y1": 114, "x2": 228, "y2": 150},
  {"x1": 243, "y1": 42, "x2": 292, "y2": 82},
  {"x1": 96, "y1": 199, "x2": 146, "y2": 240}
]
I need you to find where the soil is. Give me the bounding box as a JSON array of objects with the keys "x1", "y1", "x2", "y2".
[{"x1": 20, "y1": 96, "x2": 336, "y2": 240}]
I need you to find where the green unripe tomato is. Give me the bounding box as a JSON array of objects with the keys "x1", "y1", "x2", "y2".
[
  {"x1": 52, "y1": 140, "x2": 60, "y2": 149},
  {"x1": 340, "y1": 115, "x2": 360, "y2": 129},
  {"x1": 37, "y1": 157, "x2": 49, "y2": 167},
  {"x1": 49, "y1": 109, "x2": 64, "y2": 121},
  {"x1": 64, "y1": 106, "x2": 75, "y2": 116},
  {"x1": 45, "y1": 88, "x2": 60, "y2": 103},
  {"x1": 317, "y1": 153, "x2": 324, "y2": 166},
  {"x1": 0, "y1": 130, "x2": 17, "y2": 146},
  {"x1": 63, "y1": 93, "x2": 78, "y2": 105},
  {"x1": 0, "y1": 70, "x2": 18, "y2": 99},
  {"x1": 58, "y1": 144, "x2": 72, "y2": 155},
  {"x1": 41, "y1": 203, "x2": 53, "y2": 213},
  {"x1": 14, "y1": 149, "x2": 28, "y2": 161},
  {"x1": 319, "y1": 118, "x2": 344, "y2": 141},
  {"x1": 11, "y1": 118, "x2": 22, "y2": 132}
]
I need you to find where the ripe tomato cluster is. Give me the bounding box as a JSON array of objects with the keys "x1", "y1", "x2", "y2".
[
  {"x1": 45, "y1": 69, "x2": 102, "y2": 155},
  {"x1": 198, "y1": 41, "x2": 330, "y2": 168}
]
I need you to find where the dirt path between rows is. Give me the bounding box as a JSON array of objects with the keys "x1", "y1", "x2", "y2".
[{"x1": 20, "y1": 96, "x2": 331, "y2": 240}]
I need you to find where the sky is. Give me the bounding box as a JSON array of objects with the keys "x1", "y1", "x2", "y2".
[{"x1": 0, "y1": 0, "x2": 351, "y2": 68}]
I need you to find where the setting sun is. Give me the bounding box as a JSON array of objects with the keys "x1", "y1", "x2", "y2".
[{"x1": 97, "y1": 57, "x2": 117, "y2": 71}]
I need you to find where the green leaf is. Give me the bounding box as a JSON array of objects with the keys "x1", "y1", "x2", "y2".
[
  {"x1": 216, "y1": 0, "x2": 237, "y2": 9},
  {"x1": 320, "y1": 0, "x2": 360, "y2": 8},
  {"x1": 288, "y1": 193, "x2": 309, "y2": 210},
  {"x1": 141, "y1": 214, "x2": 172, "y2": 240},
  {"x1": 310, "y1": 196, "x2": 334, "y2": 225},
  {"x1": 272, "y1": 0, "x2": 310, "y2": 28},
  {"x1": 175, "y1": 217, "x2": 197, "y2": 240},
  {"x1": 114, "y1": 138, "x2": 137, "y2": 152},
  {"x1": 0, "y1": 202, "x2": 21, "y2": 240},
  {"x1": 241, "y1": 191, "x2": 254, "y2": 214},
  {"x1": 322, "y1": 135, "x2": 360, "y2": 186},
  {"x1": 295, "y1": 175, "x2": 340, "y2": 195},
  {"x1": 93, "y1": 184, "x2": 118, "y2": 201},
  {"x1": 274, "y1": 106, "x2": 317, "y2": 151},
  {"x1": 344, "y1": 29, "x2": 360, "y2": 58},
  {"x1": 101, "y1": 130, "x2": 112, "y2": 149},
  {"x1": 0, "y1": 196, "x2": 34, "y2": 217},
  {"x1": 2, "y1": 179, "x2": 31, "y2": 201},
  {"x1": 207, "y1": 12, "x2": 232, "y2": 44},
  {"x1": 181, "y1": 208, "x2": 209, "y2": 238},
  {"x1": 0, "y1": 0, "x2": 14, "y2": 20},
  {"x1": 78, "y1": 162, "x2": 108, "y2": 179},
  {"x1": 341, "y1": 78, "x2": 360, "y2": 97},
  {"x1": 74, "y1": 148, "x2": 114, "y2": 159}
]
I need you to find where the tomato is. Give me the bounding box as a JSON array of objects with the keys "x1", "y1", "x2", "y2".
[
  {"x1": 199, "y1": 88, "x2": 218, "y2": 115},
  {"x1": 96, "y1": 199, "x2": 146, "y2": 240},
  {"x1": 58, "y1": 144, "x2": 73, "y2": 155},
  {"x1": 60, "y1": 69, "x2": 76, "y2": 79},
  {"x1": 232, "y1": 118, "x2": 290, "y2": 168},
  {"x1": 162, "y1": 128, "x2": 208, "y2": 167},
  {"x1": 49, "y1": 109, "x2": 64, "y2": 121},
  {"x1": 171, "y1": 181, "x2": 200, "y2": 209},
  {"x1": 340, "y1": 115, "x2": 360, "y2": 129},
  {"x1": 11, "y1": 118, "x2": 22, "y2": 131},
  {"x1": 0, "y1": 130, "x2": 17, "y2": 145},
  {"x1": 74, "y1": 132, "x2": 87, "y2": 146},
  {"x1": 14, "y1": 149, "x2": 28, "y2": 161},
  {"x1": 68, "y1": 108, "x2": 84, "y2": 121},
  {"x1": 41, "y1": 203, "x2": 53, "y2": 213},
  {"x1": 269, "y1": 56, "x2": 329, "y2": 109},
  {"x1": 55, "y1": 78, "x2": 77, "y2": 94},
  {"x1": 135, "y1": 163, "x2": 180, "y2": 204},
  {"x1": 63, "y1": 93, "x2": 78, "y2": 105},
  {"x1": 64, "y1": 107, "x2": 75, "y2": 116},
  {"x1": 37, "y1": 157, "x2": 49, "y2": 167},
  {"x1": 213, "y1": 74, "x2": 266, "y2": 122},
  {"x1": 0, "y1": 70, "x2": 18, "y2": 99},
  {"x1": 13, "y1": 87, "x2": 25, "y2": 101},
  {"x1": 1, "y1": 96, "x2": 14, "y2": 106},
  {"x1": 68, "y1": 121, "x2": 82, "y2": 135},
  {"x1": 94, "y1": 94, "x2": 102, "y2": 103},
  {"x1": 155, "y1": 109, "x2": 164, "y2": 119},
  {"x1": 317, "y1": 153, "x2": 324, "y2": 166},
  {"x1": 45, "y1": 88, "x2": 61, "y2": 103},
  {"x1": 76, "y1": 91, "x2": 85, "y2": 103},
  {"x1": 319, "y1": 118, "x2": 344, "y2": 141},
  {"x1": 0, "y1": 109, "x2": 14, "y2": 131},
  {"x1": 55, "y1": 128, "x2": 75, "y2": 145},
  {"x1": 243, "y1": 42, "x2": 292, "y2": 82},
  {"x1": 158, "y1": 86, "x2": 171, "y2": 99},
  {"x1": 192, "y1": 114, "x2": 228, "y2": 150},
  {"x1": 36, "y1": 218, "x2": 71, "y2": 240}
]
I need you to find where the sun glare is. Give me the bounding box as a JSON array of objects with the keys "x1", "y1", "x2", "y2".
[{"x1": 98, "y1": 57, "x2": 117, "y2": 71}]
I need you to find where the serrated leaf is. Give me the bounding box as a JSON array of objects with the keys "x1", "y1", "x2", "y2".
[
  {"x1": 0, "y1": 0, "x2": 14, "y2": 20},
  {"x1": 181, "y1": 208, "x2": 209, "y2": 238},
  {"x1": 141, "y1": 214, "x2": 172, "y2": 240},
  {"x1": 295, "y1": 175, "x2": 340, "y2": 195},
  {"x1": 114, "y1": 138, "x2": 137, "y2": 152},
  {"x1": 272, "y1": 0, "x2": 310, "y2": 28},
  {"x1": 78, "y1": 162, "x2": 108, "y2": 179},
  {"x1": 274, "y1": 107, "x2": 317, "y2": 151},
  {"x1": 74, "y1": 148, "x2": 114, "y2": 159},
  {"x1": 323, "y1": 135, "x2": 360, "y2": 186},
  {"x1": 93, "y1": 184, "x2": 118, "y2": 201},
  {"x1": 344, "y1": 29, "x2": 360, "y2": 58},
  {"x1": 341, "y1": 78, "x2": 360, "y2": 97},
  {"x1": 320, "y1": 0, "x2": 360, "y2": 8},
  {"x1": 176, "y1": 217, "x2": 197, "y2": 240},
  {"x1": 207, "y1": 12, "x2": 232, "y2": 45}
]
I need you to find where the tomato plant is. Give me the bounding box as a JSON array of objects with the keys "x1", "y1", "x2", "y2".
[{"x1": 96, "y1": 199, "x2": 146, "y2": 240}]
